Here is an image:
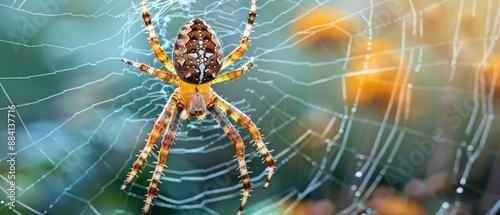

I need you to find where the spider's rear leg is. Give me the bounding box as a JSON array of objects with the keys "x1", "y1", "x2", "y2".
[
  {"x1": 122, "y1": 90, "x2": 180, "y2": 190},
  {"x1": 141, "y1": 0, "x2": 176, "y2": 74},
  {"x1": 220, "y1": 0, "x2": 257, "y2": 70},
  {"x1": 212, "y1": 93, "x2": 275, "y2": 188},
  {"x1": 208, "y1": 104, "x2": 251, "y2": 215}
]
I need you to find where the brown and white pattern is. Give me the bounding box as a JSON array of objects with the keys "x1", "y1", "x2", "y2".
[
  {"x1": 120, "y1": 0, "x2": 272, "y2": 215},
  {"x1": 174, "y1": 19, "x2": 223, "y2": 84}
]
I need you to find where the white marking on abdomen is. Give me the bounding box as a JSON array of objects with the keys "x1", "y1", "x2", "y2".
[
  {"x1": 198, "y1": 69, "x2": 204, "y2": 84},
  {"x1": 179, "y1": 58, "x2": 185, "y2": 66},
  {"x1": 199, "y1": 63, "x2": 206, "y2": 73}
]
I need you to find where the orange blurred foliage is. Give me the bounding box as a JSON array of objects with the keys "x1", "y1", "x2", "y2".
[
  {"x1": 366, "y1": 186, "x2": 428, "y2": 215},
  {"x1": 284, "y1": 199, "x2": 336, "y2": 215},
  {"x1": 344, "y1": 39, "x2": 411, "y2": 117},
  {"x1": 482, "y1": 55, "x2": 500, "y2": 98},
  {"x1": 290, "y1": 6, "x2": 357, "y2": 47}
]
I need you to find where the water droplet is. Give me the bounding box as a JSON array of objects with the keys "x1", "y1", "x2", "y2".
[
  {"x1": 443, "y1": 202, "x2": 449, "y2": 209},
  {"x1": 351, "y1": 185, "x2": 357, "y2": 190},
  {"x1": 355, "y1": 171, "x2": 363, "y2": 177},
  {"x1": 456, "y1": 187, "x2": 463, "y2": 193},
  {"x1": 467, "y1": 145, "x2": 474, "y2": 151},
  {"x1": 460, "y1": 178, "x2": 466, "y2": 185},
  {"x1": 461, "y1": 141, "x2": 467, "y2": 147},
  {"x1": 355, "y1": 191, "x2": 361, "y2": 197}
]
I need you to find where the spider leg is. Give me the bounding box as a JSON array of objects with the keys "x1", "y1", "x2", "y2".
[
  {"x1": 211, "y1": 93, "x2": 275, "y2": 188},
  {"x1": 121, "y1": 90, "x2": 180, "y2": 190},
  {"x1": 207, "y1": 104, "x2": 250, "y2": 215},
  {"x1": 143, "y1": 104, "x2": 184, "y2": 215},
  {"x1": 122, "y1": 58, "x2": 181, "y2": 85},
  {"x1": 220, "y1": 0, "x2": 256, "y2": 70},
  {"x1": 210, "y1": 60, "x2": 253, "y2": 85},
  {"x1": 141, "y1": 0, "x2": 176, "y2": 74}
]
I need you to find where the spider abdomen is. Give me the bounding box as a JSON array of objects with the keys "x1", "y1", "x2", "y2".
[{"x1": 173, "y1": 19, "x2": 223, "y2": 84}]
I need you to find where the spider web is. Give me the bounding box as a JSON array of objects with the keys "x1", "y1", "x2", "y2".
[{"x1": 1, "y1": 0, "x2": 500, "y2": 214}]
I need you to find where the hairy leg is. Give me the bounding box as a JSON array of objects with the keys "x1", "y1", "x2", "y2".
[
  {"x1": 143, "y1": 104, "x2": 184, "y2": 215},
  {"x1": 211, "y1": 93, "x2": 274, "y2": 188},
  {"x1": 220, "y1": 0, "x2": 257, "y2": 70},
  {"x1": 208, "y1": 104, "x2": 251, "y2": 215},
  {"x1": 122, "y1": 90, "x2": 180, "y2": 190},
  {"x1": 210, "y1": 60, "x2": 253, "y2": 85},
  {"x1": 141, "y1": 0, "x2": 176, "y2": 74},
  {"x1": 122, "y1": 58, "x2": 181, "y2": 85}
]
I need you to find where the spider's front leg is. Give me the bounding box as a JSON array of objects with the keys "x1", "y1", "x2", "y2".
[
  {"x1": 210, "y1": 60, "x2": 253, "y2": 85},
  {"x1": 207, "y1": 104, "x2": 251, "y2": 215},
  {"x1": 121, "y1": 59, "x2": 180, "y2": 85},
  {"x1": 122, "y1": 90, "x2": 180, "y2": 190}
]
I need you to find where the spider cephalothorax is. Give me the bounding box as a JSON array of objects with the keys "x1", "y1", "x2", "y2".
[
  {"x1": 174, "y1": 19, "x2": 223, "y2": 84},
  {"x1": 120, "y1": 0, "x2": 274, "y2": 215}
]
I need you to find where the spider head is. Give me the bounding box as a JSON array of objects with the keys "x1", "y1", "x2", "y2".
[
  {"x1": 173, "y1": 19, "x2": 223, "y2": 84},
  {"x1": 188, "y1": 90, "x2": 206, "y2": 116}
]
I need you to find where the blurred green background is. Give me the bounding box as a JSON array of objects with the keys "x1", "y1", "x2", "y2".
[{"x1": 1, "y1": 0, "x2": 499, "y2": 214}]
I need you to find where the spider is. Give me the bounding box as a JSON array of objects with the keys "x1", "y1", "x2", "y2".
[{"x1": 120, "y1": 0, "x2": 274, "y2": 214}]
